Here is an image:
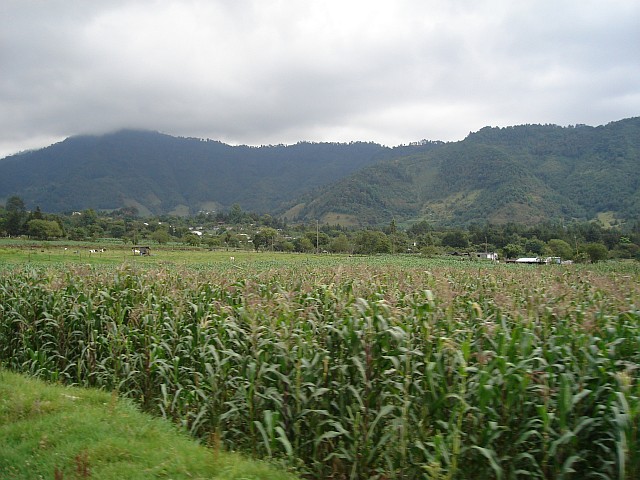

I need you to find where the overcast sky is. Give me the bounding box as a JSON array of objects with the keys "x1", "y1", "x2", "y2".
[{"x1": 1, "y1": 0, "x2": 638, "y2": 158}]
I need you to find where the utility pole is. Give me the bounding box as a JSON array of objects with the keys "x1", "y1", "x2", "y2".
[
  {"x1": 316, "y1": 220, "x2": 319, "y2": 254},
  {"x1": 390, "y1": 217, "x2": 397, "y2": 255}
]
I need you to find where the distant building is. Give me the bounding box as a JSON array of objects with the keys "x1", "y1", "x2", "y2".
[
  {"x1": 448, "y1": 251, "x2": 498, "y2": 261},
  {"x1": 471, "y1": 252, "x2": 498, "y2": 261},
  {"x1": 515, "y1": 257, "x2": 542, "y2": 264},
  {"x1": 132, "y1": 246, "x2": 151, "y2": 256},
  {"x1": 506, "y1": 256, "x2": 566, "y2": 264}
]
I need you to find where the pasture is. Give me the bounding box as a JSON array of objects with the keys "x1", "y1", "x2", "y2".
[
  {"x1": 0, "y1": 244, "x2": 638, "y2": 479},
  {"x1": 0, "y1": 241, "x2": 262, "y2": 266},
  {"x1": 0, "y1": 369, "x2": 298, "y2": 480}
]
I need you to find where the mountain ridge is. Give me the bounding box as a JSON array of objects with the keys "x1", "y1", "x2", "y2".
[
  {"x1": 284, "y1": 117, "x2": 640, "y2": 226},
  {"x1": 0, "y1": 117, "x2": 638, "y2": 226},
  {"x1": 0, "y1": 130, "x2": 392, "y2": 216}
]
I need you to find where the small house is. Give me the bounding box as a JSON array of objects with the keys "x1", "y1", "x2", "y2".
[
  {"x1": 515, "y1": 257, "x2": 542, "y2": 264},
  {"x1": 132, "y1": 246, "x2": 151, "y2": 256},
  {"x1": 471, "y1": 252, "x2": 498, "y2": 261}
]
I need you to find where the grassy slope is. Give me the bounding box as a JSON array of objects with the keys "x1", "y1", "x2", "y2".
[
  {"x1": 0, "y1": 369, "x2": 298, "y2": 480},
  {"x1": 0, "y1": 241, "x2": 355, "y2": 269},
  {"x1": 295, "y1": 117, "x2": 640, "y2": 226},
  {"x1": 0, "y1": 242, "x2": 278, "y2": 266}
]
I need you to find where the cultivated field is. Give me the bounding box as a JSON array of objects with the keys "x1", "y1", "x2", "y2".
[{"x1": 0, "y1": 246, "x2": 638, "y2": 479}]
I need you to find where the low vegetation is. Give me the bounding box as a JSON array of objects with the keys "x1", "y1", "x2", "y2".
[
  {"x1": 1, "y1": 254, "x2": 638, "y2": 479},
  {"x1": 0, "y1": 369, "x2": 298, "y2": 480},
  {"x1": 1, "y1": 197, "x2": 640, "y2": 263}
]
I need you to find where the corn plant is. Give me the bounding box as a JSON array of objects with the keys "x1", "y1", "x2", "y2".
[{"x1": 0, "y1": 260, "x2": 638, "y2": 479}]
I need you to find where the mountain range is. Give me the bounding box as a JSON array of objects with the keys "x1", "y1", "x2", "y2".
[{"x1": 0, "y1": 117, "x2": 638, "y2": 227}]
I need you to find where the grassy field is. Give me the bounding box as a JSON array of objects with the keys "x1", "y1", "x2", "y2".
[
  {"x1": 0, "y1": 243, "x2": 639, "y2": 478},
  {"x1": 0, "y1": 241, "x2": 266, "y2": 265},
  {"x1": 0, "y1": 369, "x2": 298, "y2": 480}
]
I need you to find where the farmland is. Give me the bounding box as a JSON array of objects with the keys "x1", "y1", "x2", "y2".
[{"x1": 0, "y1": 246, "x2": 639, "y2": 479}]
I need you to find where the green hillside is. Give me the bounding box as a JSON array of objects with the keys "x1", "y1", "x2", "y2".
[
  {"x1": 287, "y1": 117, "x2": 640, "y2": 226},
  {"x1": 1, "y1": 118, "x2": 638, "y2": 226},
  {"x1": 0, "y1": 130, "x2": 389, "y2": 216},
  {"x1": 0, "y1": 369, "x2": 297, "y2": 480}
]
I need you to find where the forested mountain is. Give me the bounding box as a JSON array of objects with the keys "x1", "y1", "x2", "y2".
[
  {"x1": 285, "y1": 117, "x2": 640, "y2": 226},
  {"x1": 0, "y1": 130, "x2": 392, "y2": 216},
  {"x1": 1, "y1": 117, "x2": 638, "y2": 226}
]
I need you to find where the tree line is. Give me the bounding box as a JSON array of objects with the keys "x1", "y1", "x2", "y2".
[{"x1": 1, "y1": 196, "x2": 639, "y2": 263}]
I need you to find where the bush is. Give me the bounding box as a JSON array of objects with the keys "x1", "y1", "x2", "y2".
[{"x1": 584, "y1": 242, "x2": 608, "y2": 263}]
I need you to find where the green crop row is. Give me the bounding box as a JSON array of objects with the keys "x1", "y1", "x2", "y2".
[{"x1": 0, "y1": 261, "x2": 638, "y2": 479}]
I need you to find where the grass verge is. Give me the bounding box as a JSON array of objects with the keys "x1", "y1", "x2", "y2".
[{"x1": 0, "y1": 369, "x2": 298, "y2": 480}]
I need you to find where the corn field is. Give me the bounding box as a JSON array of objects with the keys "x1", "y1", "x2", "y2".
[{"x1": 0, "y1": 259, "x2": 638, "y2": 479}]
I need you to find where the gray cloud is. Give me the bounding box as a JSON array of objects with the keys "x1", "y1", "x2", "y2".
[{"x1": 1, "y1": 0, "x2": 639, "y2": 157}]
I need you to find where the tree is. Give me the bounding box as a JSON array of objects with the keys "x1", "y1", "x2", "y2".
[
  {"x1": 222, "y1": 232, "x2": 240, "y2": 250},
  {"x1": 182, "y1": 233, "x2": 201, "y2": 246},
  {"x1": 5, "y1": 195, "x2": 27, "y2": 236},
  {"x1": 28, "y1": 206, "x2": 43, "y2": 221},
  {"x1": 275, "y1": 240, "x2": 295, "y2": 252},
  {"x1": 228, "y1": 204, "x2": 244, "y2": 224},
  {"x1": 387, "y1": 218, "x2": 407, "y2": 254},
  {"x1": 388, "y1": 218, "x2": 397, "y2": 236},
  {"x1": 261, "y1": 214, "x2": 275, "y2": 227},
  {"x1": 78, "y1": 209, "x2": 98, "y2": 227},
  {"x1": 408, "y1": 220, "x2": 431, "y2": 236},
  {"x1": 610, "y1": 241, "x2": 639, "y2": 260},
  {"x1": 415, "y1": 233, "x2": 436, "y2": 249},
  {"x1": 354, "y1": 230, "x2": 391, "y2": 255},
  {"x1": 253, "y1": 228, "x2": 277, "y2": 251},
  {"x1": 329, "y1": 234, "x2": 352, "y2": 253},
  {"x1": 110, "y1": 222, "x2": 126, "y2": 238},
  {"x1": 524, "y1": 238, "x2": 547, "y2": 255},
  {"x1": 6, "y1": 195, "x2": 26, "y2": 212},
  {"x1": 305, "y1": 230, "x2": 330, "y2": 252},
  {"x1": 253, "y1": 231, "x2": 266, "y2": 252},
  {"x1": 441, "y1": 230, "x2": 469, "y2": 249},
  {"x1": 294, "y1": 236, "x2": 314, "y2": 253},
  {"x1": 420, "y1": 245, "x2": 441, "y2": 257},
  {"x1": 27, "y1": 219, "x2": 63, "y2": 240},
  {"x1": 502, "y1": 243, "x2": 524, "y2": 259},
  {"x1": 584, "y1": 243, "x2": 608, "y2": 263},
  {"x1": 205, "y1": 236, "x2": 222, "y2": 249},
  {"x1": 547, "y1": 239, "x2": 573, "y2": 260},
  {"x1": 150, "y1": 229, "x2": 171, "y2": 244},
  {"x1": 68, "y1": 227, "x2": 89, "y2": 241}
]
